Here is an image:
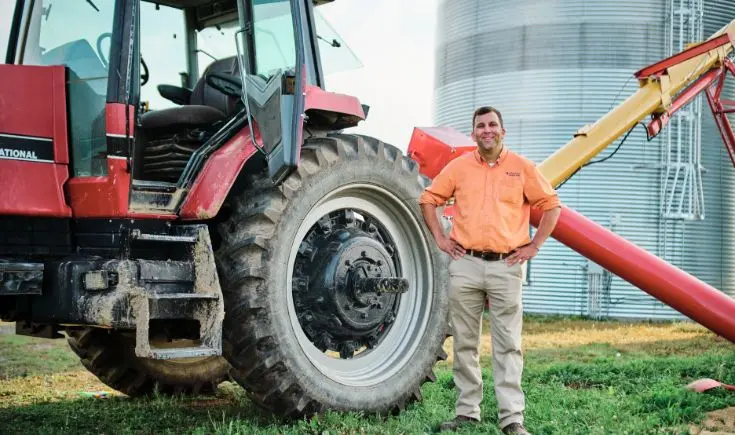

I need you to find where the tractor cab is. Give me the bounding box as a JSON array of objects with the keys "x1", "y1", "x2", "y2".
[{"x1": 2, "y1": 0, "x2": 360, "y2": 219}]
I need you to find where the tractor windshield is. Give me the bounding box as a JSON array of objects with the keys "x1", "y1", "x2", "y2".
[
  {"x1": 22, "y1": 0, "x2": 117, "y2": 177},
  {"x1": 249, "y1": 3, "x2": 361, "y2": 80},
  {"x1": 312, "y1": 9, "x2": 362, "y2": 77}
]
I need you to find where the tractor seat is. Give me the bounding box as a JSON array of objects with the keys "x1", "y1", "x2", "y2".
[
  {"x1": 139, "y1": 56, "x2": 242, "y2": 129},
  {"x1": 136, "y1": 57, "x2": 242, "y2": 182}
]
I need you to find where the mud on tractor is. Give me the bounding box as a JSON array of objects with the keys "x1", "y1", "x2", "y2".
[{"x1": 0, "y1": 0, "x2": 448, "y2": 415}]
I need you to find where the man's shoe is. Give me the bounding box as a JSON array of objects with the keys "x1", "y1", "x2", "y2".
[
  {"x1": 502, "y1": 422, "x2": 531, "y2": 435},
  {"x1": 437, "y1": 415, "x2": 479, "y2": 432}
]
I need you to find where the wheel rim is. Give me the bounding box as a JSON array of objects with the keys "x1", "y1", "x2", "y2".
[{"x1": 287, "y1": 183, "x2": 434, "y2": 387}]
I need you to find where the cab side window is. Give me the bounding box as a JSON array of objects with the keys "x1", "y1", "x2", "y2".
[
  {"x1": 22, "y1": 0, "x2": 115, "y2": 176},
  {"x1": 139, "y1": 3, "x2": 187, "y2": 110}
]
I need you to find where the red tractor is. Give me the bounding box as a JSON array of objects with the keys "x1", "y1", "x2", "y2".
[{"x1": 0, "y1": 0, "x2": 448, "y2": 415}]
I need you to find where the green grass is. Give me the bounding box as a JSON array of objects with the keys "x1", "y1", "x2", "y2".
[
  {"x1": 0, "y1": 333, "x2": 80, "y2": 379},
  {"x1": 0, "y1": 318, "x2": 733, "y2": 434}
]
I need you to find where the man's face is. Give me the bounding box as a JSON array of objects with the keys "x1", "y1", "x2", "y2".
[{"x1": 471, "y1": 111, "x2": 505, "y2": 151}]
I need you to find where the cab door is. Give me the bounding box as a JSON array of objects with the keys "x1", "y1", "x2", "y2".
[
  {"x1": 0, "y1": 64, "x2": 71, "y2": 217},
  {"x1": 239, "y1": 0, "x2": 309, "y2": 183},
  {"x1": 5, "y1": 0, "x2": 133, "y2": 218},
  {"x1": 0, "y1": 0, "x2": 120, "y2": 217}
]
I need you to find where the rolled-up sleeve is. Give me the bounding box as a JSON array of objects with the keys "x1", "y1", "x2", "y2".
[
  {"x1": 419, "y1": 165, "x2": 456, "y2": 206},
  {"x1": 523, "y1": 164, "x2": 561, "y2": 211}
]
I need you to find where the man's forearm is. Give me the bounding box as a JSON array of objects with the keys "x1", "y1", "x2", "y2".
[
  {"x1": 531, "y1": 206, "x2": 561, "y2": 249},
  {"x1": 420, "y1": 203, "x2": 445, "y2": 241}
]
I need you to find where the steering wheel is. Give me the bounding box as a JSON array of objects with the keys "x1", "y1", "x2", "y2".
[
  {"x1": 206, "y1": 72, "x2": 243, "y2": 97},
  {"x1": 141, "y1": 57, "x2": 150, "y2": 86},
  {"x1": 96, "y1": 32, "x2": 112, "y2": 68}
]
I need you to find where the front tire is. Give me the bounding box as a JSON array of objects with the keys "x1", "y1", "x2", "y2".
[{"x1": 217, "y1": 134, "x2": 448, "y2": 417}]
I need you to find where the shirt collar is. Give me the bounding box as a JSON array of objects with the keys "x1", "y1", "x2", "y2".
[{"x1": 473, "y1": 146, "x2": 508, "y2": 167}]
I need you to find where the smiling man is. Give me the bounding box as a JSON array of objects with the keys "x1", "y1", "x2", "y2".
[{"x1": 420, "y1": 106, "x2": 561, "y2": 434}]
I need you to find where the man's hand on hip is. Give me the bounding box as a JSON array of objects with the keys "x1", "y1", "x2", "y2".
[
  {"x1": 437, "y1": 235, "x2": 466, "y2": 259},
  {"x1": 505, "y1": 243, "x2": 539, "y2": 266}
]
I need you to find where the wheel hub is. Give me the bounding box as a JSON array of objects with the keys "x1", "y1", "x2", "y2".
[
  {"x1": 292, "y1": 211, "x2": 404, "y2": 358},
  {"x1": 334, "y1": 236, "x2": 395, "y2": 329}
]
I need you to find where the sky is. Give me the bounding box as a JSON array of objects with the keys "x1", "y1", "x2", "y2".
[
  {"x1": 0, "y1": 0, "x2": 440, "y2": 150},
  {"x1": 318, "y1": 0, "x2": 440, "y2": 150}
]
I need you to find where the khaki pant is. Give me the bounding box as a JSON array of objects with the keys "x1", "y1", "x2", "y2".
[{"x1": 448, "y1": 255, "x2": 525, "y2": 427}]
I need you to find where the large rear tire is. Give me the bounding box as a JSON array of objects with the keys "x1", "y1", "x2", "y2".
[
  {"x1": 67, "y1": 328, "x2": 230, "y2": 396},
  {"x1": 217, "y1": 134, "x2": 448, "y2": 417}
]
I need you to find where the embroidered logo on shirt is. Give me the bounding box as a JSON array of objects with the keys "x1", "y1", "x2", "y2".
[{"x1": 505, "y1": 171, "x2": 521, "y2": 177}]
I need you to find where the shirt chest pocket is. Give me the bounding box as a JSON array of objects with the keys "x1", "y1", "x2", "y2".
[{"x1": 497, "y1": 178, "x2": 524, "y2": 205}]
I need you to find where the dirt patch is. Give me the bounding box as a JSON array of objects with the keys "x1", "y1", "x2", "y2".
[
  {"x1": 522, "y1": 322, "x2": 711, "y2": 351},
  {"x1": 689, "y1": 407, "x2": 735, "y2": 434},
  {"x1": 0, "y1": 370, "x2": 123, "y2": 406},
  {"x1": 442, "y1": 321, "x2": 718, "y2": 364}
]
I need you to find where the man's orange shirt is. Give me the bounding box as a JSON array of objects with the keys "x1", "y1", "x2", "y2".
[{"x1": 419, "y1": 147, "x2": 560, "y2": 253}]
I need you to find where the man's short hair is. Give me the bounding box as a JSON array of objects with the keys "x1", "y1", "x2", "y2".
[{"x1": 472, "y1": 106, "x2": 504, "y2": 129}]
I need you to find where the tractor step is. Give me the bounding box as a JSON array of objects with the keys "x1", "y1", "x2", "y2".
[
  {"x1": 148, "y1": 293, "x2": 219, "y2": 300},
  {"x1": 131, "y1": 231, "x2": 197, "y2": 243},
  {"x1": 144, "y1": 291, "x2": 222, "y2": 359},
  {"x1": 148, "y1": 346, "x2": 220, "y2": 360},
  {"x1": 147, "y1": 292, "x2": 220, "y2": 320},
  {"x1": 132, "y1": 225, "x2": 224, "y2": 360},
  {"x1": 37, "y1": 225, "x2": 224, "y2": 359}
]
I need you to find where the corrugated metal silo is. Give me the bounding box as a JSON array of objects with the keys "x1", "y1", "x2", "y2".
[{"x1": 434, "y1": 0, "x2": 735, "y2": 319}]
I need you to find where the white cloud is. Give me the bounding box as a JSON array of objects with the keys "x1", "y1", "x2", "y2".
[{"x1": 318, "y1": 0, "x2": 439, "y2": 151}]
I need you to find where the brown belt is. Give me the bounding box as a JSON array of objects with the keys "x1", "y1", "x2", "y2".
[{"x1": 466, "y1": 249, "x2": 511, "y2": 261}]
